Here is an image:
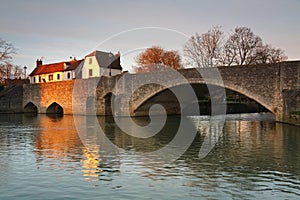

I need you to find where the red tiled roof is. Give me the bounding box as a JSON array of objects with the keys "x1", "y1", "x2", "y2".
[{"x1": 29, "y1": 60, "x2": 82, "y2": 76}]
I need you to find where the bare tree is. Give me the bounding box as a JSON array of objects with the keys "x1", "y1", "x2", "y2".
[
  {"x1": 0, "y1": 38, "x2": 17, "y2": 65},
  {"x1": 253, "y1": 44, "x2": 287, "y2": 64},
  {"x1": 184, "y1": 26, "x2": 288, "y2": 67},
  {"x1": 220, "y1": 27, "x2": 263, "y2": 66},
  {"x1": 0, "y1": 38, "x2": 17, "y2": 83},
  {"x1": 12, "y1": 65, "x2": 24, "y2": 79},
  {"x1": 184, "y1": 26, "x2": 224, "y2": 68},
  {"x1": 0, "y1": 64, "x2": 11, "y2": 83},
  {"x1": 135, "y1": 46, "x2": 182, "y2": 73},
  {"x1": 0, "y1": 64, "x2": 25, "y2": 83}
]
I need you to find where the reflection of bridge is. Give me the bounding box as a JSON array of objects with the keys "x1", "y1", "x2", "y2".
[{"x1": 23, "y1": 61, "x2": 300, "y2": 124}]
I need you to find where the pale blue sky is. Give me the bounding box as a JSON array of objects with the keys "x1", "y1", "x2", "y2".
[{"x1": 1, "y1": 0, "x2": 300, "y2": 72}]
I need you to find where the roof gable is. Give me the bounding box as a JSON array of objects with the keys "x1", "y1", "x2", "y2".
[
  {"x1": 86, "y1": 50, "x2": 122, "y2": 70},
  {"x1": 64, "y1": 59, "x2": 84, "y2": 71}
]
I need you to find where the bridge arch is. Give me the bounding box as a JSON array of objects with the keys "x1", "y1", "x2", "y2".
[
  {"x1": 132, "y1": 80, "x2": 274, "y2": 115},
  {"x1": 46, "y1": 102, "x2": 64, "y2": 114},
  {"x1": 24, "y1": 102, "x2": 38, "y2": 113}
]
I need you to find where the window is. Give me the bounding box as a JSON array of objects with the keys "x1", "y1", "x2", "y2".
[
  {"x1": 67, "y1": 72, "x2": 71, "y2": 79},
  {"x1": 89, "y1": 69, "x2": 93, "y2": 77},
  {"x1": 33, "y1": 77, "x2": 36, "y2": 83},
  {"x1": 89, "y1": 58, "x2": 92, "y2": 64},
  {"x1": 57, "y1": 74, "x2": 60, "y2": 80},
  {"x1": 49, "y1": 74, "x2": 53, "y2": 81},
  {"x1": 39, "y1": 76, "x2": 41, "y2": 83}
]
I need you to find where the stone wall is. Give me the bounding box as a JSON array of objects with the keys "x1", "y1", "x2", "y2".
[
  {"x1": 0, "y1": 85, "x2": 24, "y2": 113},
  {"x1": 282, "y1": 89, "x2": 300, "y2": 125},
  {"x1": 124, "y1": 63, "x2": 280, "y2": 116},
  {"x1": 23, "y1": 77, "x2": 119, "y2": 115},
  {"x1": 0, "y1": 60, "x2": 297, "y2": 126},
  {"x1": 23, "y1": 80, "x2": 75, "y2": 114},
  {"x1": 116, "y1": 61, "x2": 300, "y2": 120}
]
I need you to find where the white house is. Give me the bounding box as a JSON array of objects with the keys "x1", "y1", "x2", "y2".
[
  {"x1": 28, "y1": 50, "x2": 122, "y2": 83},
  {"x1": 29, "y1": 59, "x2": 83, "y2": 84},
  {"x1": 81, "y1": 50, "x2": 123, "y2": 79}
]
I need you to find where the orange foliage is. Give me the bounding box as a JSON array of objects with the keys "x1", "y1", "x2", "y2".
[{"x1": 135, "y1": 46, "x2": 182, "y2": 73}]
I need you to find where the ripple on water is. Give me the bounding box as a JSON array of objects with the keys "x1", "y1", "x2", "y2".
[{"x1": 0, "y1": 114, "x2": 300, "y2": 200}]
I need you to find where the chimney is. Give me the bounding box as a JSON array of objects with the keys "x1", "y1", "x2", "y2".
[
  {"x1": 36, "y1": 59, "x2": 42, "y2": 67},
  {"x1": 70, "y1": 56, "x2": 77, "y2": 61}
]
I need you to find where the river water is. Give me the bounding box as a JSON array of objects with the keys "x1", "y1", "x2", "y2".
[{"x1": 0, "y1": 113, "x2": 300, "y2": 199}]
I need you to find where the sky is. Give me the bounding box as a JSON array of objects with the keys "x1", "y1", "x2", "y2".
[{"x1": 1, "y1": 0, "x2": 300, "y2": 73}]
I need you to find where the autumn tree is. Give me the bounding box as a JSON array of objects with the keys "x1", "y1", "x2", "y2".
[
  {"x1": 135, "y1": 46, "x2": 182, "y2": 73},
  {"x1": 184, "y1": 26, "x2": 224, "y2": 67}
]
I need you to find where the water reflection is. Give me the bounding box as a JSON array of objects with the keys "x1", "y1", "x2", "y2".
[
  {"x1": 81, "y1": 145, "x2": 102, "y2": 180},
  {"x1": 1, "y1": 113, "x2": 300, "y2": 198},
  {"x1": 22, "y1": 114, "x2": 300, "y2": 181},
  {"x1": 177, "y1": 118, "x2": 300, "y2": 197},
  {"x1": 27, "y1": 115, "x2": 104, "y2": 180},
  {"x1": 74, "y1": 115, "x2": 121, "y2": 181},
  {"x1": 35, "y1": 115, "x2": 81, "y2": 161}
]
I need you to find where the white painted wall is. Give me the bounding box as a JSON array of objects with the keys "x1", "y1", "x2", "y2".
[
  {"x1": 29, "y1": 55, "x2": 122, "y2": 82},
  {"x1": 81, "y1": 56, "x2": 122, "y2": 78},
  {"x1": 82, "y1": 56, "x2": 100, "y2": 79},
  {"x1": 30, "y1": 72, "x2": 63, "y2": 83},
  {"x1": 63, "y1": 71, "x2": 75, "y2": 80}
]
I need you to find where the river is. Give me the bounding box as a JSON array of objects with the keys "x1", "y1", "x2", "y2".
[{"x1": 0, "y1": 113, "x2": 300, "y2": 199}]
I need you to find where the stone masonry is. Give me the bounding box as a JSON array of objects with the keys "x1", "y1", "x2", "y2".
[{"x1": 3, "y1": 60, "x2": 297, "y2": 125}]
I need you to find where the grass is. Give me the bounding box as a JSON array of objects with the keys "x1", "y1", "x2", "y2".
[{"x1": 291, "y1": 111, "x2": 300, "y2": 115}]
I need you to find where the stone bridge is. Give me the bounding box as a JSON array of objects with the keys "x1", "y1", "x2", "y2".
[{"x1": 22, "y1": 61, "x2": 300, "y2": 123}]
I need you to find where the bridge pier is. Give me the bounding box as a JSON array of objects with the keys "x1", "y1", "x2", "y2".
[{"x1": 278, "y1": 89, "x2": 300, "y2": 126}]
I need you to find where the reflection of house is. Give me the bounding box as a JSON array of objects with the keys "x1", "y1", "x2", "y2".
[
  {"x1": 29, "y1": 59, "x2": 83, "y2": 84},
  {"x1": 82, "y1": 146, "x2": 102, "y2": 180},
  {"x1": 35, "y1": 115, "x2": 83, "y2": 161},
  {"x1": 81, "y1": 50, "x2": 122, "y2": 79}
]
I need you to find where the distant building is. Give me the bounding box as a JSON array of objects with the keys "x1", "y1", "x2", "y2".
[
  {"x1": 81, "y1": 50, "x2": 122, "y2": 79},
  {"x1": 29, "y1": 59, "x2": 83, "y2": 84}
]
